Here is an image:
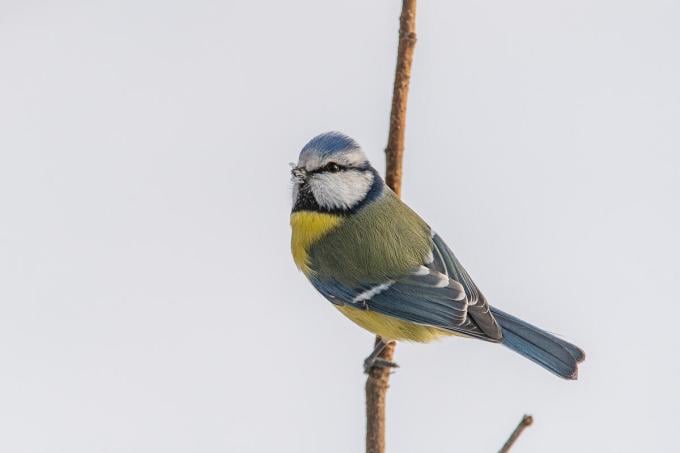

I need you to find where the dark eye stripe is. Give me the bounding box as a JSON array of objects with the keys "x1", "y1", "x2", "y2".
[{"x1": 308, "y1": 162, "x2": 346, "y2": 175}]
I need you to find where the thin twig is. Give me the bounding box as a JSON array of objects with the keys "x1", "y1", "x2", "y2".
[
  {"x1": 498, "y1": 414, "x2": 534, "y2": 453},
  {"x1": 365, "y1": 1, "x2": 417, "y2": 453},
  {"x1": 384, "y1": 0, "x2": 417, "y2": 197}
]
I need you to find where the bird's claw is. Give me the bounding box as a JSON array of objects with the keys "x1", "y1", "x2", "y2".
[{"x1": 363, "y1": 357, "x2": 399, "y2": 374}]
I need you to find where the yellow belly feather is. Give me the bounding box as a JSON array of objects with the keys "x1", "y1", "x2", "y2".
[
  {"x1": 291, "y1": 211, "x2": 459, "y2": 343},
  {"x1": 290, "y1": 211, "x2": 343, "y2": 275}
]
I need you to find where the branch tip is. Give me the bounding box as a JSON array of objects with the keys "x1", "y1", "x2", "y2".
[{"x1": 498, "y1": 414, "x2": 534, "y2": 453}]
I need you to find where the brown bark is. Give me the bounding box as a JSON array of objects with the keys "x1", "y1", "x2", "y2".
[
  {"x1": 384, "y1": 0, "x2": 417, "y2": 198},
  {"x1": 365, "y1": 1, "x2": 417, "y2": 453}
]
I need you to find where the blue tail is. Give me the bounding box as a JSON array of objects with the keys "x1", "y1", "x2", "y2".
[{"x1": 491, "y1": 307, "x2": 585, "y2": 380}]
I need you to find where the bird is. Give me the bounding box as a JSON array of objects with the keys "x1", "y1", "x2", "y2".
[{"x1": 290, "y1": 131, "x2": 585, "y2": 379}]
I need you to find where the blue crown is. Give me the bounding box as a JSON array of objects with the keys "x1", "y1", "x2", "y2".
[{"x1": 300, "y1": 132, "x2": 359, "y2": 159}]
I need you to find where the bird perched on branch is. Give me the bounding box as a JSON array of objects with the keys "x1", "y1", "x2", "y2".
[{"x1": 290, "y1": 132, "x2": 585, "y2": 379}]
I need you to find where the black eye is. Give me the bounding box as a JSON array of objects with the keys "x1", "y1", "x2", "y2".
[{"x1": 325, "y1": 163, "x2": 342, "y2": 173}]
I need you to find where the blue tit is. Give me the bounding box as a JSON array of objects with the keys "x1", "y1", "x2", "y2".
[{"x1": 290, "y1": 131, "x2": 585, "y2": 379}]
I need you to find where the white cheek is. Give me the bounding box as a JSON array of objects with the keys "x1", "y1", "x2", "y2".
[{"x1": 309, "y1": 171, "x2": 373, "y2": 210}]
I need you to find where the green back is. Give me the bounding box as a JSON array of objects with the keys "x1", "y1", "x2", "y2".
[{"x1": 309, "y1": 189, "x2": 432, "y2": 286}]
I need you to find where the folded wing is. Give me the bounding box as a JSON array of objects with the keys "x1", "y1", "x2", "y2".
[{"x1": 312, "y1": 232, "x2": 503, "y2": 342}]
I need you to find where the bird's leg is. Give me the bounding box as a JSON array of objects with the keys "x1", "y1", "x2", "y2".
[{"x1": 363, "y1": 338, "x2": 399, "y2": 374}]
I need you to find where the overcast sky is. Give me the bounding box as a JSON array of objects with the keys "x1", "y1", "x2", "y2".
[{"x1": 1, "y1": 1, "x2": 679, "y2": 452}]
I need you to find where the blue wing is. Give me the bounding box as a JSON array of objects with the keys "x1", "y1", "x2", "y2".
[
  {"x1": 431, "y1": 233, "x2": 502, "y2": 339},
  {"x1": 311, "y1": 231, "x2": 502, "y2": 341}
]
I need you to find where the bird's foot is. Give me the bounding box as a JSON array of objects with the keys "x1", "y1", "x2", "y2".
[{"x1": 363, "y1": 356, "x2": 399, "y2": 374}]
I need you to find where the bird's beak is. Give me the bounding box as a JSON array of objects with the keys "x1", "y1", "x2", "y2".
[{"x1": 291, "y1": 166, "x2": 307, "y2": 183}]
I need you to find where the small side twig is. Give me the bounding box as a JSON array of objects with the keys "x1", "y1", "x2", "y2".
[{"x1": 498, "y1": 414, "x2": 534, "y2": 453}]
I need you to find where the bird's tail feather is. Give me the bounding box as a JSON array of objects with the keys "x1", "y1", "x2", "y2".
[{"x1": 491, "y1": 307, "x2": 585, "y2": 380}]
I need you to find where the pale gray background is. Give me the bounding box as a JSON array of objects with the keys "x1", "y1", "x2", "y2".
[{"x1": 1, "y1": 1, "x2": 678, "y2": 452}]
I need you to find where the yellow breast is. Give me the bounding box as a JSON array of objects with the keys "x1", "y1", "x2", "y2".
[{"x1": 290, "y1": 211, "x2": 343, "y2": 275}]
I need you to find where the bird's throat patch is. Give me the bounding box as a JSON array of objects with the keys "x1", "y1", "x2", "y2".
[{"x1": 290, "y1": 211, "x2": 342, "y2": 274}]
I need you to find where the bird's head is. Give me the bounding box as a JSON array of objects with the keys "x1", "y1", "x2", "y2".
[{"x1": 291, "y1": 132, "x2": 383, "y2": 214}]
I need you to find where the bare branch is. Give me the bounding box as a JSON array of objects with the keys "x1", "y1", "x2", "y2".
[
  {"x1": 365, "y1": 1, "x2": 417, "y2": 453},
  {"x1": 384, "y1": 0, "x2": 417, "y2": 198},
  {"x1": 499, "y1": 414, "x2": 534, "y2": 453}
]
